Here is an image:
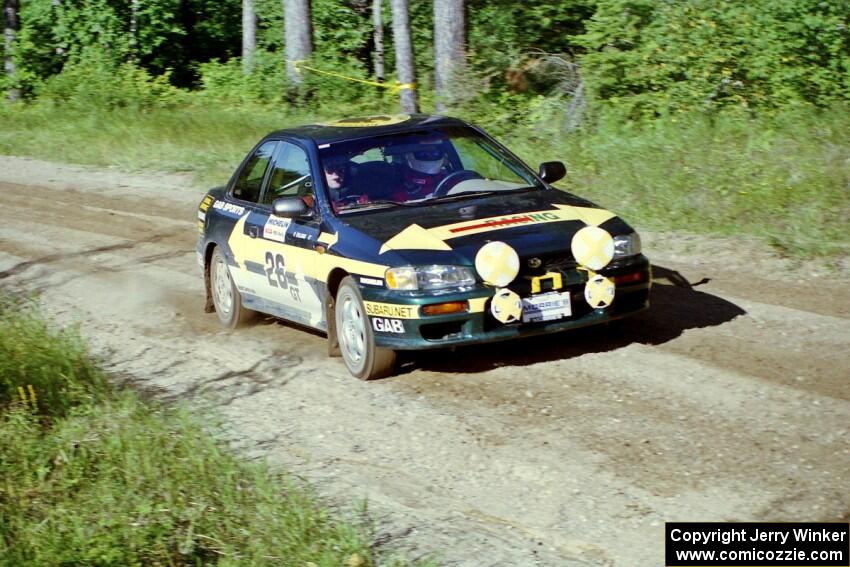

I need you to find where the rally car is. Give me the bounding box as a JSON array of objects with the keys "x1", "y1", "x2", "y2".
[{"x1": 196, "y1": 114, "x2": 650, "y2": 379}]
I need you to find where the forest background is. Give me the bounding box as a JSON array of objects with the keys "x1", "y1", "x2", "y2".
[{"x1": 2, "y1": 0, "x2": 849, "y2": 258}]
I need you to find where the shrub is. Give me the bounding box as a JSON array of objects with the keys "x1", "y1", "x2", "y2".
[{"x1": 36, "y1": 50, "x2": 186, "y2": 110}]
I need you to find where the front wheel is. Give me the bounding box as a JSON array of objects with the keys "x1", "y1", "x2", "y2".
[
  {"x1": 335, "y1": 277, "x2": 396, "y2": 380},
  {"x1": 210, "y1": 246, "x2": 255, "y2": 328}
]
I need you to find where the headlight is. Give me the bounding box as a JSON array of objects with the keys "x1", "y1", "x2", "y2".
[
  {"x1": 385, "y1": 265, "x2": 476, "y2": 291},
  {"x1": 613, "y1": 232, "x2": 641, "y2": 259}
]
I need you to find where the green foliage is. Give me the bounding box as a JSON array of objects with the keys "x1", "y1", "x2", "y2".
[
  {"x1": 197, "y1": 51, "x2": 289, "y2": 105},
  {"x1": 0, "y1": 299, "x2": 427, "y2": 566},
  {"x1": 0, "y1": 296, "x2": 108, "y2": 418},
  {"x1": 467, "y1": 0, "x2": 594, "y2": 84},
  {"x1": 36, "y1": 54, "x2": 185, "y2": 110},
  {"x1": 0, "y1": 398, "x2": 380, "y2": 566},
  {"x1": 577, "y1": 0, "x2": 850, "y2": 118}
]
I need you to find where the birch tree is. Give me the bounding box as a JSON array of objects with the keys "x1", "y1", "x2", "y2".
[
  {"x1": 3, "y1": 0, "x2": 19, "y2": 101},
  {"x1": 284, "y1": 0, "x2": 313, "y2": 86},
  {"x1": 390, "y1": 0, "x2": 418, "y2": 113},
  {"x1": 433, "y1": 0, "x2": 465, "y2": 112},
  {"x1": 129, "y1": 0, "x2": 139, "y2": 62},
  {"x1": 372, "y1": 0, "x2": 384, "y2": 83},
  {"x1": 242, "y1": 0, "x2": 256, "y2": 74}
]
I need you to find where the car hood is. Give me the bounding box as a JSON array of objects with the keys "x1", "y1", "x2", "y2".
[{"x1": 334, "y1": 189, "x2": 635, "y2": 268}]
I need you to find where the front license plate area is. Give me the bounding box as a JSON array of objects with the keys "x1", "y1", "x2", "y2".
[{"x1": 522, "y1": 291, "x2": 571, "y2": 323}]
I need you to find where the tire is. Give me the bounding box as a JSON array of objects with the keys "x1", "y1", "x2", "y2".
[
  {"x1": 210, "y1": 246, "x2": 255, "y2": 329},
  {"x1": 335, "y1": 276, "x2": 396, "y2": 380}
]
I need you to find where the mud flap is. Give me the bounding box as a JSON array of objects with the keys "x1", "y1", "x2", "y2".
[
  {"x1": 325, "y1": 290, "x2": 341, "y2": 357},
  {"x1": 204, "y1": 256, "x2": 215, "y2": 313}
]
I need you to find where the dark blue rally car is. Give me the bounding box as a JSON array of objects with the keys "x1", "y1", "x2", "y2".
[{"x1": 196, "y1": 114, "x2": 650, "y2": 379}]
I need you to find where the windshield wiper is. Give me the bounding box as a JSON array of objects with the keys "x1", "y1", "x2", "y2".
[
  {"x1": 337, "y1": 199, "x2": 417, "y2": 212},
  {"x1": 427, "y1": 186, "x2": 540, "y2": 203},
  {"x1": 427, "y1": 190, "x2": 498, "y2": 203}
]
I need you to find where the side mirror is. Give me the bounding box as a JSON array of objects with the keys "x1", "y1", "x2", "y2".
[
  {"x1": 272, "y1": 196, "x2": 309, "y2": 218},
  {"x1": 539, "y1": 161, "x2": 567, "y2": 184}
]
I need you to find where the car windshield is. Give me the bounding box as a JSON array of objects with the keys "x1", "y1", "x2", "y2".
[{"x1": 318, "y1": 126, "x2": 544, "y2": 213}]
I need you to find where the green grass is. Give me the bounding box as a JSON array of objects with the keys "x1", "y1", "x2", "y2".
[
  {"x1": 0, "y1": 297, "x2": 426, "y2": 566},
  {"x1": 485, "y1": 107, "x2": 850, "y2": 259},
  {"x1": 1, "y1": 100, "x2": 848, "y2": 258},
  {"x1": 0, "y1": 295, "x2": 109, "y2": 417}
]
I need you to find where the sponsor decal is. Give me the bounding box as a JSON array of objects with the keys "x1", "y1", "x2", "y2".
[
  {"x1": 522, "y1": 291, "x2": 571, "y2": 323},
  {"x1": 450, "y1": 211, "x2": 560, "y2": 234},
  {"x1": 212, "y1": 201, "x2": 246, "y2": 216},
  {"x1": 197, "y1": 210, "x2": 206, "y2": 221},
  {"x1": 360, "y1": 276, "x2": 384, "y2": 286},
  {"x1": 363, "y1": 301, "x2": 418, "y2": 319},
  {"x1": 322, "y1": 114, "x2": 411, "y2": 128},
  {"x1": 371, "y1": 317, "x2": 405, "y2": 333},
  {"x1": 263, "y1": 216, "x2": 291, "y2": 243}
]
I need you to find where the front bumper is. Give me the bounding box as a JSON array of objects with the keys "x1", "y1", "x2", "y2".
[{"x1": 362, "y1": 255, "x2": 651, "y2": 350}]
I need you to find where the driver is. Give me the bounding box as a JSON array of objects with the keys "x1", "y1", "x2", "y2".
[{"x1": 392, "y1": 139, "x2": 449, "y2": 202}]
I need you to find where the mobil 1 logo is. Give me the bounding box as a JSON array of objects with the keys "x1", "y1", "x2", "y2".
[{"x1": 372, "y1": 317, "x2": 404, "y2": 334}]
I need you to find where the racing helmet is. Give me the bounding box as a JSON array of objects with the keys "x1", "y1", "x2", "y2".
[{"x1": 406, "y1": 143, "x2": 446, "y2": 175}]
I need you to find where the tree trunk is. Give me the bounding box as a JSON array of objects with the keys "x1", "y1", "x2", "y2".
[
  {"x1": 129, "y1": 0, "x2": 139, "y2": 63},
  {"x1": 433, "y1": 0, "x2": 465, "y2": 112},
  {"x1": 3, "y1": 0, "x2": 20, "y2": 102},
  {"x1": 390, "y1": 0, "x2": 418, "y2": 113},
  {"x1": 372, "y1": 0, "x2": 384, "y2": 83},
  {"x1": 284, "y1": 0, "x2": 313, "y2": 86},
  {"x1": 242, "y1": 0, "x2": 256, "y2": 74}
]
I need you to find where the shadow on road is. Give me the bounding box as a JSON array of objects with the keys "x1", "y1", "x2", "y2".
[{"x1": 400, "y1": 265, "x2": 746, "y2": 375}]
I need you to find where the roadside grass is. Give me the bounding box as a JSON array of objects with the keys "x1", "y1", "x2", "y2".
[
  {"x1": 494, "y1": 106, "x2": 850, "y2": 259},
  {"x1": 1, "y1": 101, "x2": 848, "y2": 258},
  {"x1": 0, "y1": 296, "x2": 424, "y2": 567}
]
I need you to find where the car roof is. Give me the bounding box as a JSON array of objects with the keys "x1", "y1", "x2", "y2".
[{"x1": 263, "y1": 114, "x2": 471, "y2": 146}]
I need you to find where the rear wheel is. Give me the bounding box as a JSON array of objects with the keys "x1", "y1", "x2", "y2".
[
  {"x1": 335, "y1": 277, "x2": 396, "y2": 380},
  {"x1": 210, "y1": 247, "x2": 255, "y2": 328}
]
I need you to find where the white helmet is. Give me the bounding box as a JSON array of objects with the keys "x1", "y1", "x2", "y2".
[{"x1": 406, "y1": 145, "x2": 446, "y2": 175}]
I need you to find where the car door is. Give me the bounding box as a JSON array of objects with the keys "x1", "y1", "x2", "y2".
[
  {"x1": 224, "y1": 139, "x2": 277, "y2": 299},
  {"x1": 238, "y1": 140, "x2": 326, "y2": 330}
]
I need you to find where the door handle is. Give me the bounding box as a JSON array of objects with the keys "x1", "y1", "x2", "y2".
[{"x1": 247, "y1": 226, "x2": 260, "y2": 239}]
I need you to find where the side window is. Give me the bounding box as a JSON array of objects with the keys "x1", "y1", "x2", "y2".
[
  {"x1": 232, "y1": 141, "x2": 277, "y2": 203},
  {"x1": 263, "y1": 142, "x2": 313, "y2": 205}
]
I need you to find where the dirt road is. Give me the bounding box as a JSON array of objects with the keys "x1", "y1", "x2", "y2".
[{"x1": 1, "y1": 155, "x2": 848, "y2": 566}]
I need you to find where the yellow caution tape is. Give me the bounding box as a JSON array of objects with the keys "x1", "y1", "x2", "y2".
[{"x1": 289, "y1": 60, "x2": 416, "y2": 93}]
